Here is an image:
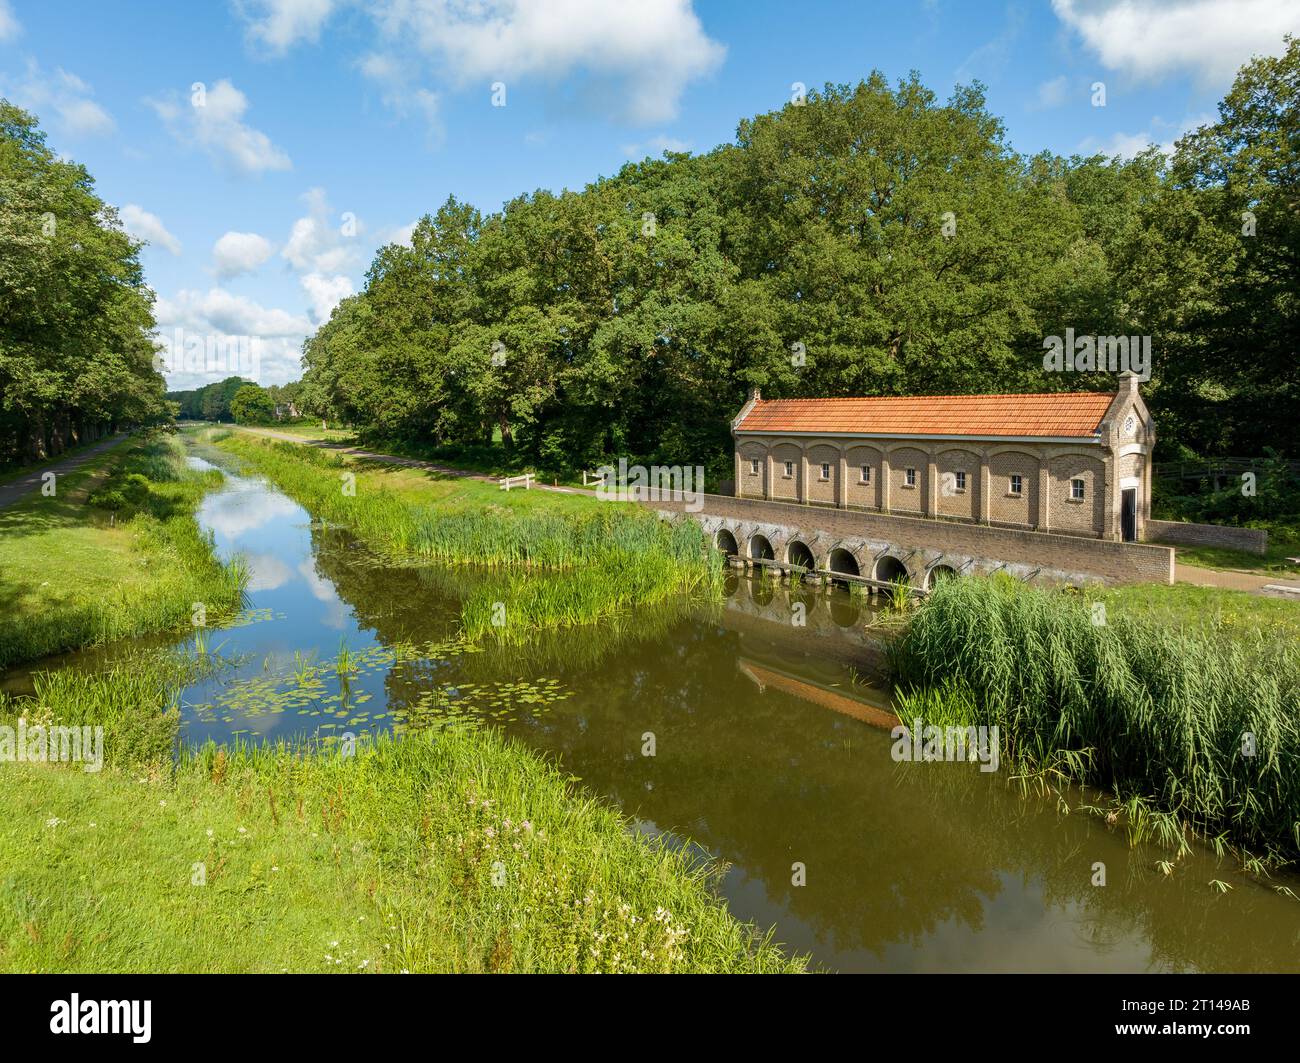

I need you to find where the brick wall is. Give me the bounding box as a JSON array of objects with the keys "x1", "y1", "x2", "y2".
[
  {"x1": 1146, "y1": 519, "x2": 1268, "y2": 556},
  {"x1": 653, "y1": 493, "x2": 1175, "y2": 584}
]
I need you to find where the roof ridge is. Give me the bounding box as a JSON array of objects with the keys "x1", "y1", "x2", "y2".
[{"x1": 754, "y1": 392, "x2": 1118, "y2": 402}]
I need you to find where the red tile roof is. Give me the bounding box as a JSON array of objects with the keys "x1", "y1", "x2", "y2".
[{"x1": 735, "y1": 392, "x2": 1116, "y2": 439}]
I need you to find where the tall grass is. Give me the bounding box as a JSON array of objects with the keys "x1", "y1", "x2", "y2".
[
  {"x1": 0, "y1": 659, "x2": 803, "y2": 973},
  {"x1": 211, "y1": 432, "x2": 720, "y2": 639},
  {"x1": 888, "y1": 575, "x2": 1300, "y2": 864},
  {"x1": 0, "y1": 434, "x2": 248, "y2": 669}
]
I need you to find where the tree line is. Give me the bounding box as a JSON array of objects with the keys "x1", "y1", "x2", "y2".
[
  {"x1": 0, "y1": 102, "x2": 170, "y2": 467},
  {"x1": 299, "y1": 41, "x2": 1297, "y2": 477},
  {"x1": 168, "y1": 378, "x2": 304, "y2": 425}
]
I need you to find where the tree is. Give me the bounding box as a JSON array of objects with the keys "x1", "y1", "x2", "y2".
[
  {"x1": 230, "y1": 383, "x2": 275, "y2": 425},
  {"x1": 0, "y1": 100, "x2": 168, "y2": 464}
]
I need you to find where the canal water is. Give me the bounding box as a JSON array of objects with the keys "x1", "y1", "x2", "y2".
[{"x1": 18, "y1": 446, "x2": 1300, "y2": 972}]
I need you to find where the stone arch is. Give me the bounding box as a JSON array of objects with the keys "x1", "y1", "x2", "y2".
[
  {"x1": 805, "y1": 441, "x2": 840, "y2": 506},
  {"x1": 769, "y1": 441, "x2": 802, "y2": 502},
  {"x1": 873, "y1": 554, "x2": 910, "y2": 589},
  {"x1": 827, "y1": 547, "x2": 861, "y2": 585},
  {"x1": 846, "y1": 443, "x2": 884, "y2": 509},
  {"x1": 737, "y1": 440, "x2": 768, "y2": 498},
  {"x1": 926, "y1": 563, "x2": 958, "y2": 590},
  {"x1": 715, "y1": 528, "x2": 739, "y2": 555},
  {"x1": 786, "y1": 539, "x2": 816, "y2": 572},
  {"x1": 987, "y1": 446, "x2": 1040, "y2": 527},
  {"x1": 886, "y1": 444, "x2": 929, "y2": 515},
  {"x1": 748, "y1": 532, "x2": 775, "y2": 561},
  {"x1": 935, "y1": 446, "x2": 979, "y2": 521}
]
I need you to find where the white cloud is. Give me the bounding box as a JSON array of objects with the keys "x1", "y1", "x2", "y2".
[
  {"x1": 157, "y1": 287, "x2": 312, "y2": 338},
  {"x1": 369, "y1": 0, "x2": 726, "y2": 124},
  {"x1": 213, "y1": 231, "x2": 275, "y2": 278},
  {"x1": 357, "y1": 51, "x2": 443, "y2": 135},
  {"x1": 301, "y1": 272, "x2": 354, "y2": 322},
  {"x1": 1032, "y1": 75, "x2": 1070, "y2": 110},
  {"x1": 282, "y1": 187, "x2": 363, "y2": 274},
  {"x1": 150, "y1": 79, "x2": 291, "y2": 175},
  {"x1": 120, "y1": 205, "x2": 182, "y2": 255},
  {"x1": 1052, "y1": 0, "x2": 1297, "y2": 85},
  {"x1": 154, "y1": 287, "x2": 313, "y2": 388},
  {"x1": 0, "y1": 1, "x2": 19, "y2": 42},
  {"x1": 0, "y1": 61, "x2": 115, "y2": 138},
  {"x1": 621, "y1": 134, "x2": 690, "y2": 158},
  {"x1": 239, "y1": 0, "x2": 339, "y2": 54},
  {"x1": 1078, "y1": 110, "x2": 1216, "y2": 158}
]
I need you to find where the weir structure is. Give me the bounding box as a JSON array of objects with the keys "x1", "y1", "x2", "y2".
[{"x1": 650, "y1": 491, "x2": 1175, "y2": 591}]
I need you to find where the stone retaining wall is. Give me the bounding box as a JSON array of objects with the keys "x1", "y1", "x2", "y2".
[{"x1": 1146, "y1": 519, "x2": 1268, "y2": 556}]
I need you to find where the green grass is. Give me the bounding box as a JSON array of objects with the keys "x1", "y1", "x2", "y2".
[
  {"x1": 0, "y1": 432, "x2": 248, "y2": 670},
  {"x1": 206, "y1": 429, "x2": 720, "y2": 641},
  {"x1": 1171, "y1": 527, "x2": 1300, "y2": 576},
  {"x1": 0, "y1": 659, "x2": 802, "y2": 973},
  {"x1": 888, "y1": 575, "x2": 1300, "y2": 866},
  {"x1": 1102, "y1": 580, "x2": 1300, "y2": 640}
]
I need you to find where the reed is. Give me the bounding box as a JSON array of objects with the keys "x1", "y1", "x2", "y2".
[
  {"x1": 0, "y1": 658, "x2": 803, "y2": 973},
  {"x1": 888, "y1": 575, "x2": 1300, "y2": 865},
  {"x1": 210, "y1": 432, "x2": 721, "y2": 639}
]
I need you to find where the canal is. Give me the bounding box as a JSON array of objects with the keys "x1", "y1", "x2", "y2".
[{"x1": 14, "y1": 443, "x2": 1300, "y2": 972}]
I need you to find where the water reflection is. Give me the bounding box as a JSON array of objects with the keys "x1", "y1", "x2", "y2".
[{"x1": 21, "y1": 445, "x2": 1300, "y2": 973}]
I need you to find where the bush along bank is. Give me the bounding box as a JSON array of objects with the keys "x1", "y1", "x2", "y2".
[
  {"x1": 887, "y1": 575, "x2": 1300, "y2": 872},
  {"x1": 0, "y1": 433, "x2": 247, "y2": 670},
  {"x1": 208, "y1": 430, "x2": 721, "y2": 642}
]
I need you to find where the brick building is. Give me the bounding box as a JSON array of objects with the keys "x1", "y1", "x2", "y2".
[{"x1": 731, "y1": 373, "x2": 1153, "y2": 542}]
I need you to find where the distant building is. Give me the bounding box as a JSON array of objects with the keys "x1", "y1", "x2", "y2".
[{"x1": 731, "y1": 374, "x2": 1153, "y2": 542}]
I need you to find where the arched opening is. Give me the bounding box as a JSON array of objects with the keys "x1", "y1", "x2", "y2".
[
  {"x1": 716, "y1": 528, "x2": 738, "y2": 556},
  {"x1": 786, "y1": 539, "x2": 815, "y2": 574},
  {"x1": 748, "y1": 533, "x2": 775, "y2": 562},
  {"x1": 873, "y1": 555, "x2": 910, "y2": 593},
  {"x1": 828, "y1": 547, "x2": 860, "y2": 577},
  {"x1": 826, "y1": 547, "x2": 861, "y2": 591},
  {"x1": 927, "y1": 564, "x2": 958, "y2": 590}
]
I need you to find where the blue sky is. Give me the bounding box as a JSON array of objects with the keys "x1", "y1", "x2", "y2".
[{"x1": 1, "y1": 0, "x2": 1295, "y2": 387}]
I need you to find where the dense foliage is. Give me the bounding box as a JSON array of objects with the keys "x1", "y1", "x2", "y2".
[
  {"x1": 0, "y1": 102, "x2": 168, "y2": 466},
  {"x1": 169, "y1": 377, "x2": 302, "y2": 423},
  {"x1": 300, "y1": 45, "x2": 1299, "y2": 473}
]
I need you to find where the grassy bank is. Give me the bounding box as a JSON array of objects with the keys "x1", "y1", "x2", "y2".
[
  {"x1": 888, "y1": 576, "x2": 1300, "y2": 868},
  {"x1": 0, "y1": 433, "x2": 247, "y2": 670},
  {"x1": 207, "y1": 430, "x2": 720, "y2": 641},
  {"x1": 0, "y1": 659, "x2": 802, "y2": 973}
]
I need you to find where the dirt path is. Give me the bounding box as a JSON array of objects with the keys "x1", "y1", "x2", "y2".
[
  {"x1": 232, "y1": 426, "x2": 598, "y2": 498},
  {"x1": 0, "y1": 435, "x2": 126, "y2": 511},
  {"x1": 1175, "y1": 560, "x2": 1300, "y2": 598}
]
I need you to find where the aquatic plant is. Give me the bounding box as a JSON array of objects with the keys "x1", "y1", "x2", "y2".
[
  {"x1": 888, "y1": 575, "x2": 1300, "y2": 866},
  {"x1": 0, "y1": 658, "x2": 804, "y2": 973},
  {"x1": 211, "y1": 432, "x2": 721, "y2": 640}
]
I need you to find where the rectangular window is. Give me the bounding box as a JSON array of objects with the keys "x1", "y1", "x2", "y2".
[
  {"x1": 905, "y1": 468, "x2": 917, "y2": 487},
  {"x1": 1010, "y1": 474, "x2": 1023, "y2": 496},
  {"x1": 955, "y1": 470, "x2": 966, "y2": 491},
  {"x1": 1071, "y1": 478, "x2": 1085, "y2": 500},
  {"x1": 860, "y1": 465, "x2": 871, "y2": 483},
  {"x1": 820, "y1": 462, "x2": 831, "y2": 480},
  {"x1": 750, "y1": 459, "x2": 760, "y2": 476},
  {"x1": 784, "y1": 460, "x2": 794, "y2": 478}
]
